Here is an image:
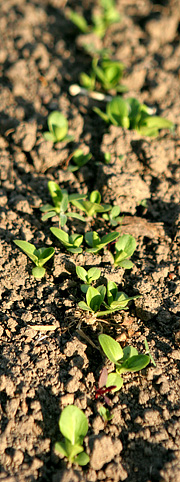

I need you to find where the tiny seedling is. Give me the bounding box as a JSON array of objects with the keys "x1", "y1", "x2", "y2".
[
  {"x1": 85, "y1": 230, "x2": 120, "y2": 253},
  {"x1": 55, "y1": 405, "x2": 89, "y2": 466},
  {"x1": 67, "y1": 0, "x2": 120, "y2": 39},
  {"x1": 99, "y1": 334, "x2": 150, "y2": 392},
  {"x1": 43, "y1": 111, "x2": 74, "y2": 143},
  {"x1": 103, "y1": 205, "x2": 122, "y2": 226},
  {"x1": 78, "y1": 283, "x2": 138, "y2": 317},
  {"x1": 41, "y1": 181, "x2": 86, "y2": 226},
  {"x1": 50, "y1": 227, "x2": 83, "y2": 254},
  {"x1": 80, "y1": 57, "x2": 126, "y2": 93},
  {"x1": 13, "y1": 240, "x2": 55, "y2": 279},
  {"x1": 98, "y1": 405, "x2": 113, "y2": 424},
  {"x1": 67, "y1": 149, "x2": 92, "y2": 172},
  {"x1": 95, "y1": 367, "x2": 116, "y2": 406},
  {"x1": 112, "y1": 234, "x2": 136, "y2": 268},
  {"x1": 94, "y1": 96, "x2": 174, "y2": 136},
  {"x1": 72, "y1": 190, "x2": 111, "y2": 218},
  {"x1": 76, "y1": 266, "x2": 101, "y2": 293},
  {"x1": 144, "y1": 338, "x2": 156, "y2": 367}
]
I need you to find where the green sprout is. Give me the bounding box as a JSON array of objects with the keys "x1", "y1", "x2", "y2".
[
  {"x1": 55, "y1": 405, "x2": 89, "y2": 466},
  {"x1": 67, "y1": 149, "x2": 92, "y2": 172},
  {"x1": 40, "y1": 181, "x2": 86, "y2": 226},
  {"x1": 67, "y1": 0, "x2": 120, "y2": 39},
  {"x1": 98, "y1": 406, "x2": 113, "y2": 424},
  {"x1": 78, "y1": 282, "x2": 138, "y2": 318},
  {"x1": 80, "y1": 58, "x2": 126, "y2": 93},
  {"x1": 13, "y1": 240, "x2": 55, "y2": 279},
  {"x1": 99, "y1": 334, "x2": 151, "y2": 392},
  {"x1": 103, "y1": 205, "x2": 122, "y2": 226},
  {"x1": 76, "y1": 266, "x2": 101, "y2": 293},
  {"x1": 112, "y1": 234, "x2": 136, "y2": 268},
  {"x1": 43, "y1": 111, "x2": 74, "y2": 143},
  {"x1": 72, "y1": 190, "x2": 111, "y2": 218},
  {"x1": 94, "y1": 96, "x2": 174, "y2": 136},
  {"x1": 85, "y1": 230, "x2": 120, "y2": 253},
  {"x1": 50, "y1": 227, "x2": 83, "y2": 254}
]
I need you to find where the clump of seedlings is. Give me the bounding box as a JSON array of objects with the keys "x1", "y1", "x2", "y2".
[
  {"x1": 67, "y1": 0, "x2": 120, "y2": 39},
  {"x1": 43, "y1": 111, "x2": 74, "y2": 143},
  {"x1": 94, "y1": 96, "x2": 174, "y2": 136},
  {"x1": 80, "y1": 57, "x2": 127, "y2": 93},
  {"x1": 55, "y1": 405, "x2": 89, "y2": 466},
  {"x1": 72, "y1": 190, "x2": 111, "y2": 218},
  {"x1": 98, "y1": 334, "x2": 151, "y2": 391},
  {"x1": 13, "y1": 240, "x2": 55, "y2": 279},
  {"x1": 67, "y1": 148, "x2": 92, "y2": 172},
  {"x1": 103, "y1": 205, "x2": 122, "y2": 226},
  {"x1": 111, "y1": 234, "x2": 136, "y2": 268}
]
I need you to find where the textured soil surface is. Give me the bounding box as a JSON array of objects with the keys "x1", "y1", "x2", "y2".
[{"x1": 0, "y1": 0, "x2": 180, "y2": 481}]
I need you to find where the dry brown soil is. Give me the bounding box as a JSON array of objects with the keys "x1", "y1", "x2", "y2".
[{"x1": 0, "y1": 0, "x2": 180, "y2": 481}]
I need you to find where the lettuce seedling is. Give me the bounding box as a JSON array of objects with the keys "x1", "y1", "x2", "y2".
[
  {"x1": 13, "y1": 240, "x2": 55, "y2": 279},
  {"x1": 99, "y1": 334, "x2": 150, "y2": 392},
  {"x1": 76, "y1": 266, "x2": 101, "y2": 293},
  {"x1": 67, "y1": 149, "x2": 92, "y2": 172},
  {"x1": 72, "y1": 190, "x2": 111, "y2": 218},
  {"x1": 85, "y1": 230, "x2": 120, "y2": 253},
  {"x1": 43, "y1": 111, "x2": 74, "y2": 143},
  {"x1": 50, "y1": 227, "x2": 83, "y2": 254},
  {"x1": 67, "y1": 0, "x2": 120, "y2": 39},
  {"x1": 112, "y1": 234, "x2": 136, "y2": 268},
  {"x1": 80, "y1": 57, "x2": 126, "y2": 93},
  {"x1": 41, "y1": 181, "x2": 86, "y2": 226},
  {"x1": 78, "y1": 283, "x2": 137, "y2": 317},
  {"x1": 94, "y1": 96, "x2": 174, "y2": 136},
  {"x1": 103, "y1": 205, "x2": 122, "y2": 226},
  {"x1": 55, "y1": 405, "x2": 89, "y2": 466}
]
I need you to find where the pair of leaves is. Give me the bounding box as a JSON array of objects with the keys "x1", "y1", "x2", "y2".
[
  {"x1": 99, "y1": 334, "x2": 150, "y2": 392},
  {"x1": 41, "y1": 181, "x2": 86, "y2": 226},
  {"x1": 55, "y1": 405, "x2": 89, "y2": 466},
  {"x1": 94, "y1": 96, "x2": 174, "y2": 136},
  {"x1": 85, "y1": 230, "x2": 120, "y2": 253},
  {"x1": 103, "y1": 205, "x2": 122, "y2": 226},
  {"x1": 76, "y1": 266, "x2": 101, "y2": 293},
  {"x1": 72, "y1": 190, "x2": 111, "y2": 218},
  {"x1": 67, "y1": 149, "x2": 92, "y2": 172},
  {"x1": 44, "y1": 111, "x2": 74, "y2": 143},
  {"x1": 13, "y1": 240, "x2": 55, "y2": 279},
  {"x1": 50, "y1": 228, "x2": 83, "y2": 254},
  {"x1": 112, "y1": 234, "x2": 136, "y2": 269},
  {"x1": 80, "y1": 58, "x2": 126, "y2": 93}
]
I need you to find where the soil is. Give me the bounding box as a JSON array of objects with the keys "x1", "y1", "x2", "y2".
[{"x1": 0, "y1": 0, "x2": 180, "y2": 481}]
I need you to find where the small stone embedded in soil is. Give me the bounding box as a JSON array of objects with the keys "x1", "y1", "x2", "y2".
[{"x1": 89, "y1": 435, "x2": 123, "y2": 470}]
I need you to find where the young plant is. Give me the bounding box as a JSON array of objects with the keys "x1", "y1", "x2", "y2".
[
  {"x1": 103, "y1": 205, "x2": 122, "y2": 226},
  {"x1": 78, "y1": 283, "x2": 138, "y2": 317},
  {"x1": 80, "y1": 58, "x2": 126, "y2": 93},
  {"x1": 67, "y1": 149, "x2": 92, "y2": 172},
  {"x1": 50, "y1": 227, "x2": 83, "y2": 254},
  {"x1": 99, "y1": 334, "x2": 150, "y2": 392},
  {"x1": 67, "y1": 0, "x2": 120, "y2": 39},
  {"x1": 55, "y1": 405, "x2": 89, "y2": 466},
  {"x1": 94, "y1": 96, "x2": 174, "y2": 136},
  {"x1": 76, "y1": 266, "x2": 101, "y2": 293},
  {"x1": 98, "y1": 405, "x2": 113, "y2": 424},
  {"x1": 95, "y1": 367, "x2": 116, "y2": 406},
  {"x1": 85, "y1": 230, "x2": 120, "y2": 253},
  {"x1": 112, "y1": 234, "x2": 136, "y2": 268},
  {"x1": 13, "y1": 240, "x2": 55, "y2": 279},
  {"x1": 43, "y1": 111, "x2": 74, "y2": 143},
  {"x1": 72, "y1": 190, "x2": 111, "y2": 218},
  {"x1": 40, "y1": 181, "x2": 86, "y2": 226}
]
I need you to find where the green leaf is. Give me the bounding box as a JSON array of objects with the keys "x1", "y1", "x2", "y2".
[
  {"x1": 42, "y1": 211, "x2": 56, "y2": 221},
  {"x1": 67, "y1": 246, "x2": 83, "y2": 254},
  {"x1": 14, "y1": 240, "x2": 38, "y2": 265},
  {"x1": 76, "y1": 266, "x2": 87, "y2": 283},
  {"x1": 98, "y1": 334, "x2": 123, "y2": 364},
  {"x1": 87, "y1": 267, "x2": 101, "y2": 282},
  {"x1": 86, "y1": 286, "x2": 103, "y2": 312},
  {"x1": 97, "y1": 284, "x2": 106, "y2": 302},
  {"x1": 119, "y1": 354, "x2": 150, "y2": 373},
  {"x1": 74, "y1": 451, "x2": 90, "y2": 466},
  {"x1": 40, "y1": 203, "x2": 55, "y2": 213},
  {"x1": 115, "y1": 234, "x2": 136, "y2": 258},
  {"x1": 111, "y1": 205, "x2": 121, "y2": 218},
  {"x1": 43, "y1": 132, "x2": 56, "y2": 142},
  {"x1": 101, "y1": 231, "x2": 120, "y2": 245},
  {"x1": 67, "y1": 10, "x2": 89, "y2": 33},
  {"x1": 107, "y1": 281, "x2": 118, "y2": 305},
  {"x1": 106, "y1": 372, "x2": 123, "y2": 392},
  {"x1": 66, "y1": 212, "x2": 86, "y2": 222},
  {"x1": 59, "y1": 405, "x2": 88, "y2": 446},
  {"x1": 116, "y1": 259, "x2": 134, "y2": 269},
  {"x1": 50, "y1": 227, "x2": 69, "y2": 245},
  {"x1": 122, "y1": 345, "x2": 138, "y2": 361},
  {"x1": 32, "y1": 266, "x2": 46, "y2": 278},
  {"x1": 69, "y1": 234, "x2": 83, "y2": 247},
  {"x1": 60, "y1": 213, "x2": 67, "y2": 227},
  {"x1": 55, "y1": 441, "x2": 68, "y2": 457},
  {"x1": 98, "y1": 406, "x2": 113, "y2": 422},
  {"x1": 48, "y1": 181, "x2": 62, "y2": 208},
  {"x1": 90, "y1": 190, "x2": 101, "y2": 204},
  {"x1": 47, "y1": 111, "x2": 68, "y2": 142},
  {"x1": 107, "y1": 96, "x2": 130, "y2": 127},
  {"x1": 78, "y1": 301, "x2": 92, "y2": 311},
  {"x1": 65, "y1": 441, "x2": 83, "y2": 460},
  {"x1": 85, "y1": 231, "x2": 100, "y2": 248}
]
